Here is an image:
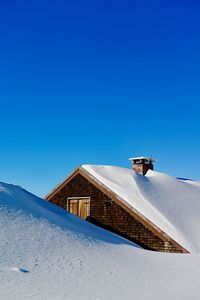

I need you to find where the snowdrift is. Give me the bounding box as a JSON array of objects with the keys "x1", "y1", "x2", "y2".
[
  {"x1": 0, "y1": 181, "x2": 200, "y2": 300},
  {"x1": 82, "y1": 165, "x2": 200, "y2": 253}
]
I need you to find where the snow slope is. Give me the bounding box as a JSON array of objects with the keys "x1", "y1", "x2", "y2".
[
  {"x1": 82, "y1": 165, "x2": 200, "y2": 253},
  {"x1": 1, "y1": 181, "x2": 200, "y2": 300}
]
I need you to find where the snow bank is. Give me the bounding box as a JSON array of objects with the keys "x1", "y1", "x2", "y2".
[
  {"x1": 1, "y1": 181, "x2": 200, "y2": 300},
  {"x1": 82, "y1": 165, "x2": 200, "y2": 253}
]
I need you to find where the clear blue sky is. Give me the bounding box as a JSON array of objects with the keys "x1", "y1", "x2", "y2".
[{"x1": 0, "y1": 0, "x2": 200, "y2": 197}]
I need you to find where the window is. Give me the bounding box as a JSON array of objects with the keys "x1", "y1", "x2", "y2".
[{"x1": 67, "y1": 197, "x2": 90, "y2": 220}]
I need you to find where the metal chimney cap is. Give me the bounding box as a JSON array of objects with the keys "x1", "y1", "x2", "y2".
[{"x1": 129, "y1": 157, "x2": 157, "y2": 162}]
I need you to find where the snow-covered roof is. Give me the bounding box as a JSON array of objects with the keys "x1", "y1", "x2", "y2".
[{"x1": 81, "y1": 165, "x2": 200, "y2": 253}]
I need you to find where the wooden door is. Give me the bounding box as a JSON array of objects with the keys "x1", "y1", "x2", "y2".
[
  {"x1": 79, "y1": 199, "x2": 90, "y2": 219},
  {"x1": 68, "y1": 199, "x2": 79, "y2": 216},
  {"x1": 67, "y1": 198, "x2": 90, "y2": 220}
]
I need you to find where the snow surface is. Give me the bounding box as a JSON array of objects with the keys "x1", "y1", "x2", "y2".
[
  {"x1": 1, "y1": 181, "x2": 200, "y2": 300},
  {"x1": 82, "y1": 165, "x2": 200, "y2": 253}
]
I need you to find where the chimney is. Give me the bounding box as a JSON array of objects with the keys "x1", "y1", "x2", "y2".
[{"x1": 129, "y1": 157, "x2": 156, "y2": 175}]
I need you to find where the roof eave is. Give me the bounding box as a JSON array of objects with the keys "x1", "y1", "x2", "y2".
[{"x1": 44, "y1": 166, "x2": 81, "y2": 200}]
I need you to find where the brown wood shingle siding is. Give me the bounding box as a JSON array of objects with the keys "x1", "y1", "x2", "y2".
[{"x1": 48, "y1": 173, "x2": 182, "y2": 252}]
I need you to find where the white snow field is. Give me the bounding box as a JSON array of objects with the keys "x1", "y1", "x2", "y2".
[
  {"x1": 82, "y1": 165, "x2": 200, "y2": 253},
  {"x1": 0, "y1": 179, "x2": 200, "y2": 300}
]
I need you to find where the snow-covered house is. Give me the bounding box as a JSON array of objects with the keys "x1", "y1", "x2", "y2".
[{"x1": 45, "y1": 158, "x2": 200, "y2": 253}]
